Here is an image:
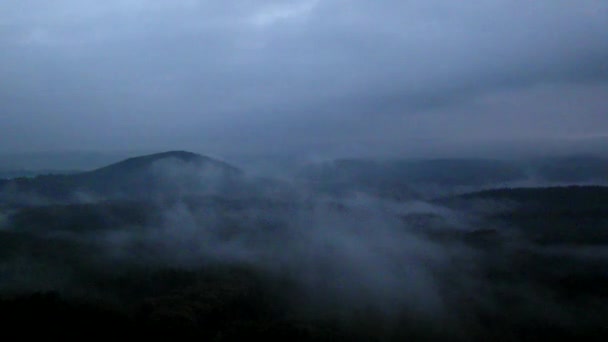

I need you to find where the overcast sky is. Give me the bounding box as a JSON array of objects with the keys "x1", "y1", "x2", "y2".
[{"x1": 1, "y1": 1, "x2": 607, "y2": 158}]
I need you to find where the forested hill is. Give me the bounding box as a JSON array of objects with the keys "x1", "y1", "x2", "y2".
[{"x1": 0, "y1": 151, "x2": 243, "y2": 203}]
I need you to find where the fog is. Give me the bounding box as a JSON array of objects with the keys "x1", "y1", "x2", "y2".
[
  {"x1": 1, "y1": 1, "x2": 607, "y2": 338},
  {"x1": 1, "y1": 154, "x2": 606, "y2": 339},
  {"x1": 97, "y1": 192, "x2": 466, "y2": 317}
]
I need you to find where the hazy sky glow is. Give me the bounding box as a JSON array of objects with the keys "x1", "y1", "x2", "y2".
[{"x1": 1, "y1": 1, "x2": 607, "y2": 156}]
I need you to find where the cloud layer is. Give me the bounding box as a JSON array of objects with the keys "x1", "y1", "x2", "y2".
[{"x1": 1, "y1": 1, "x2": 607, "y2": 156}]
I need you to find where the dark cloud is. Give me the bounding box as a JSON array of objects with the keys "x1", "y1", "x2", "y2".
[{"x1": 1, "y1": 1, "x2": 607, "y2": 155}]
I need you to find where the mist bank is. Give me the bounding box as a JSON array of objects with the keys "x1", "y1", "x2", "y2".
[{"x1": 2, "y1": 151, "x2": 607, "y2": 206}]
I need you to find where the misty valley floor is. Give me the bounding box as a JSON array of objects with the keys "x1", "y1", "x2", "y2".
[{"x1": 1, "y1": 152, "x2": 607, "y2": 340}]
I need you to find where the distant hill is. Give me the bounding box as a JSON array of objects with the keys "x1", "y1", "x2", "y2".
[
  {"x1": 0, "y1": 151, "x2": 134, "y2": 171},
  {"x1": 0, "y1": 151, "x2": 243, "y2": 204},
  {"x1": 89, "y1": 151, "x2": 239, "y2": 176},
  {"x1": 529, "y1": 156, "x2": 608, "y2": 183},
  {"x1": 298, "y1": 158, "x2": 527, "y2": 200},
  {"x1": 0, "y1": 169, "x2": 81, "y2": 180},
  {"x1": 300, "y1": 158, "x2": 527, "y2": 185},
  {"x1": 3, "y1": 153, "x2": 606, "y2": 205},
  {"x1": 298, "y1": 156, "x2": 608, "y2": 199}
]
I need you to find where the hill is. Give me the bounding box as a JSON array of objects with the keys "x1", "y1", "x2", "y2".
[{"x1": 0, "y1": 151, "x2": 243, "y2": 204}]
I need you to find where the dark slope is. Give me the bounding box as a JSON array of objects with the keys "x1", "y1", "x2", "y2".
[
  {"x1": 0, "y1": 151, "x2": 243, "y2": 204},
  {"x1": 438, "y1": 185, "x2": 608, "y2": 211},
  {"x1": 437, "y1": 185, "x2": 608, "y2": 245}
]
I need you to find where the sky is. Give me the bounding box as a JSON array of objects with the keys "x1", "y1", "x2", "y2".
[{"x1": 1, "y1": 0, "x2": 607, "y2": 158}]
